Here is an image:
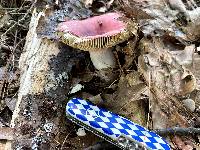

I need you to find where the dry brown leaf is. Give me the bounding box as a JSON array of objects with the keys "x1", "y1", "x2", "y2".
[
  {"x1": 138, "y1": 37, "x2": 197, "y2": 129},
  {"x1": 179, "y1": 69, "x2": 196, "y2": 96},
  {"x1": 103, "y1": 72, "x2": 147, "y2": 126},
  {"x1": 124, "y1": 0, "x2": 200, "y2": 43},
  {"x1": 170, "y1": 45, "x2": 195, "y2": 67},
  {"x1": 183, "y1": 8, "x2": 200, "y2": 41},
  {"x1": 139, "y1": 37, "x2": 196, "y2": 97}
]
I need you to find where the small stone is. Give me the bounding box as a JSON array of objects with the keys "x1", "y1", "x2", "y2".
[
  {"x1": 182, "y1": 98, "x2": 195, "y2": 112},
  {"x1": 76, "y1": 128, "x2": 86, "y2": 136}
]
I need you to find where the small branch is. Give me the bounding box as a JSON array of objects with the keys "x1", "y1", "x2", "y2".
[
  {"x1": 155, "y1": 127, "x2": 200, "y2": 136},
  {"x1": 1, "y1": 1, "x2": 36, "y2": 38}
]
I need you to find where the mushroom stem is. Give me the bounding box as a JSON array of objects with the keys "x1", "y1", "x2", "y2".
[{"x1": 89, "y1": 48, "x2": 116, "y2": 70}]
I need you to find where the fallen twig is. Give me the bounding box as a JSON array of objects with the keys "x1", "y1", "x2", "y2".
[{"x1": 155, "y1": 127, "x2": 200, "y2": 136}]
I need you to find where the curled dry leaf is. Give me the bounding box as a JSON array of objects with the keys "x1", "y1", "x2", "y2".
[
  {"x1": 179, "y1": 69, "x2": 196, "y2": 96},
  {"x1": 170, "y1": 45, "x2": 195, "y2": 67}
]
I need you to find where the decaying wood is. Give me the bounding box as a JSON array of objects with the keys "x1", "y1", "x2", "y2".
[
  {"x1": 4, "y1": 8, "x2": 89, "y2": 149},
  {"x1": 0, "y1": 67, "x2": 7, "y2": 112}
]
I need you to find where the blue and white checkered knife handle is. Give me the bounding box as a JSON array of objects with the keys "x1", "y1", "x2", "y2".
[{"x1": 66, "y1": 98, "x2": 170, "y2": 150}]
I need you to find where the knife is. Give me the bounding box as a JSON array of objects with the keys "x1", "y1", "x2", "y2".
[{"x1": 66, "y1": 98, "x2": 170, "y2": 150}]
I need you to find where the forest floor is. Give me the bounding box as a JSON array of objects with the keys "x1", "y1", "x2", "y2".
[{"x1": 0, "y1": 0, "x2": 200, "y2": 150}]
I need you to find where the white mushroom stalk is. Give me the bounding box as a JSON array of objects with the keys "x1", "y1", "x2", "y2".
[{"x1": 89, "y1": 48, "x2": 116, "y2": 70}]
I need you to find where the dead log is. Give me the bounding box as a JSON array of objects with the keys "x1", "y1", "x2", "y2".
[{"x1": 4, "y1": 8, "x2": 97, "y2": 149}]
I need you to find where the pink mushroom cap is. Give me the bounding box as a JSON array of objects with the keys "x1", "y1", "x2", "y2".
[
  {"x1": 57, "y1": 12, "x2": 137, "y2": 70},
  {"x1": 57, "y1": 12, "x2": 126, "y2": 39}
]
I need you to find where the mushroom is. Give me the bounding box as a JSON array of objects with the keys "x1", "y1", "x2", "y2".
[{"x1": 57, "y1": 12, "x2": 137, "y2": 71}]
